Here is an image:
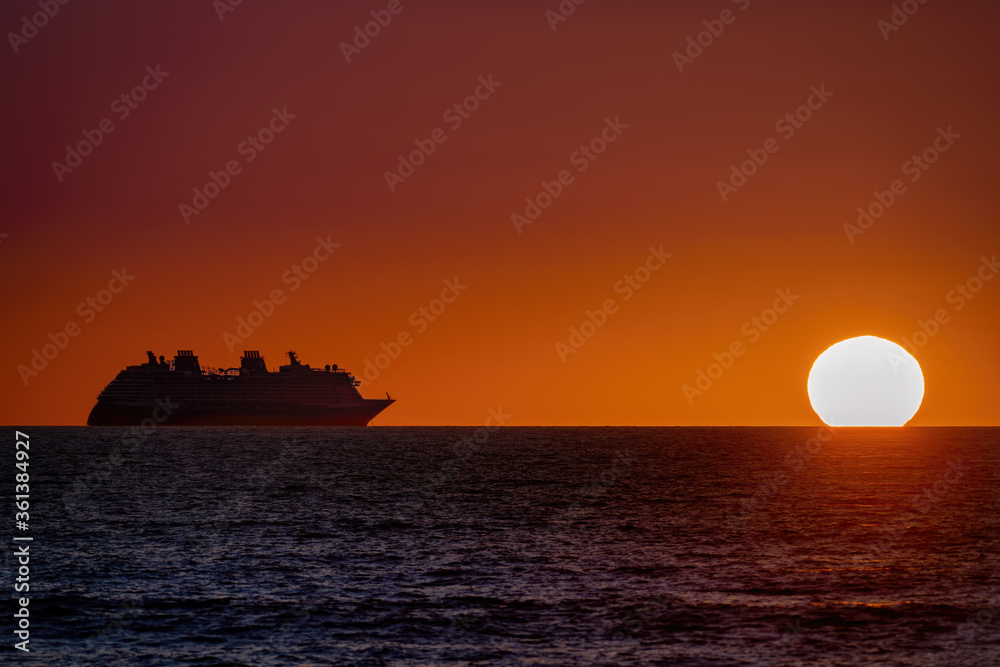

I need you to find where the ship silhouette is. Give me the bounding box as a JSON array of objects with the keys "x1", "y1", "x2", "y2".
[{"x1": 86, "y1": 350, "x2": 394, "y2": 426}]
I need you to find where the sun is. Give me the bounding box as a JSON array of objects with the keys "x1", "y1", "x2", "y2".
[{"x1": 807, "y1": 335, "x2": 924, "y2": 427}]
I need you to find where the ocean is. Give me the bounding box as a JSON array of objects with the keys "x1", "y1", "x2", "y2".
[{"x1": 7, "y1": 426, "x2": 1000, "y2": 665}]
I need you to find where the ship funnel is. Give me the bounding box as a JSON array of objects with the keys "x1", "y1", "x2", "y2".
[
  {"x1": 240, "y1": 350, "x2": 267, "y2": 374},
  {"x1": 173, "y1": 350, "x2": 201, "y2": 373}
]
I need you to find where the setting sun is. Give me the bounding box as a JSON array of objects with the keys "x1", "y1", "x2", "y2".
[{"x1": 807, "y1": 335, "x2": 924, "y2": 427}]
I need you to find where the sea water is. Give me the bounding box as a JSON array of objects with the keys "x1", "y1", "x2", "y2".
[{"x1": 8, "y1": 426, "x2": 1000, "y2": 665}]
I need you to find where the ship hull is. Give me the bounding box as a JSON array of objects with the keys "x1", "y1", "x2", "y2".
[{"x1": 86, "y1": 400, "x2": 394, "y2": 426}]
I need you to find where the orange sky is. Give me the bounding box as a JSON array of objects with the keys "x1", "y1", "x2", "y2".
[{"x1": 3, "y1": 0, "x2": 999, "y2": 425}]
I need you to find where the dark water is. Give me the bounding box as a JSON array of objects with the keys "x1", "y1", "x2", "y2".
[{"x1": 6, "y1": 426, "x2": 1000, "y2": 665}]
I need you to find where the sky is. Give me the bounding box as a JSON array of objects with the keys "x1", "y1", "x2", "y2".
[{"x1": 2, "y1": 0, "x2": 999, "y2": 426}]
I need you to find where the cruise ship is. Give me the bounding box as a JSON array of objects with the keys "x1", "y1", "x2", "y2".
[{"x1": 86, "y1": 350, "x2": 394, "y2": 426}]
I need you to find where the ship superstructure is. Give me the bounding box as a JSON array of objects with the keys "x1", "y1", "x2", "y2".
[{"x1": 86, "y1": 350, "x2": 393, "y2": 426}]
